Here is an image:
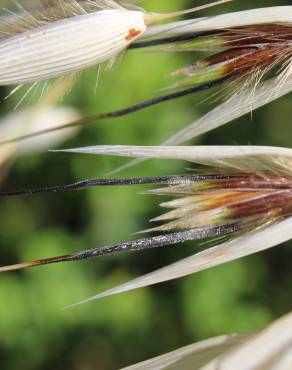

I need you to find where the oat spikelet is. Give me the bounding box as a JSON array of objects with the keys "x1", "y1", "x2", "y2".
[
  {"x1": 0, "y1": 0, "x2": 230, "y2": 86},
  {"x1": 1, "y1": 145, "x2": 292, "y2": 307}
]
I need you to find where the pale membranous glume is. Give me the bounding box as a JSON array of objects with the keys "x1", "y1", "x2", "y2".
[{"x1": 0, "y1": 0, "x2": 231, "y2": 85}]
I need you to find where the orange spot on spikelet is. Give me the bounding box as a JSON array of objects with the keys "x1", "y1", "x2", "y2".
[{"x1": 125, "y1": 28, "x2": 141, "y2": 41}]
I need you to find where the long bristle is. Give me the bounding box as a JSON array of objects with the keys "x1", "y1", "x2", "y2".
[
  {"x1": 0, "y1": 225, "x2": 238, "y2": 272},
  {"x1": 0, "y1": 79, "x2": 226, "y2": 146}
]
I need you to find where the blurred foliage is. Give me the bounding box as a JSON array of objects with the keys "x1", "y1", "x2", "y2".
[{"x1": 1, "y1": 0, "x2": 292, "y2": 369}]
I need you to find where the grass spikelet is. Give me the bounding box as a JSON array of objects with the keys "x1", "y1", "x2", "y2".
[
  {"x1": 1, "y1": 145, "x2": 292, "y2": 307},
  {"x1": 4, "y1": 4, "x2": 292, "y2": 147},
  {"x1": 0, "y1": 0, "x2": 230, "y2": 86}
]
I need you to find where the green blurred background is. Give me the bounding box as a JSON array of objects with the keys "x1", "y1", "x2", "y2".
[{"x1": 1, "y1": 0, "x2": 292, "y2": 369}]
